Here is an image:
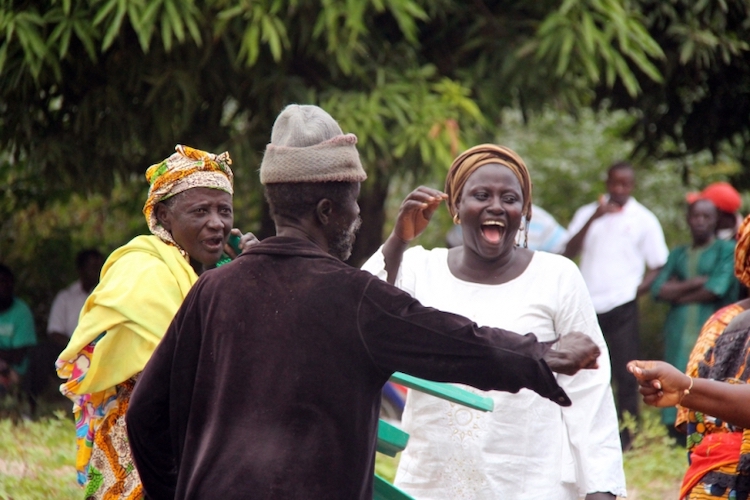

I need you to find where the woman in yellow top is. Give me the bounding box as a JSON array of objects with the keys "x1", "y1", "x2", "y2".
[{"x1": 56, "y1": 145, "x2": 245, "y2": 499}]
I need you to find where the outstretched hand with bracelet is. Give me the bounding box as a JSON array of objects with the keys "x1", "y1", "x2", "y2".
[
  {"x1": 628, "y1": 359, "x2": 750, "y2": 429},
  {"x1": 627, "y1": 360, "x2": 692, "y2": 407}
]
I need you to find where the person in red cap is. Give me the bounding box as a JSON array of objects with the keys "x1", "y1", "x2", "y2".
[{"x1": 686, "y1": 182, "x2": 743, "y2": 240}]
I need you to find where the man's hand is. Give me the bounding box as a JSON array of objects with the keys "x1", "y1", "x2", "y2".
[
  {"x1": 627, "y1": 360, "x2": 690, "y2": 407},
  {"x1": 543, "y1": 332, "x2": 600, "y2": 376},
  {"x1": 591, "y1": 197, "x2": 622, "y2": 220}
]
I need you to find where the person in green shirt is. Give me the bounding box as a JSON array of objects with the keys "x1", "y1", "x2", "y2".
[
  {"x1": 651, "y1": 198, "x2": 739, "y2": 441},
  {"x1": 0, "y1": 263, "x2": 37, "y2": 391}
]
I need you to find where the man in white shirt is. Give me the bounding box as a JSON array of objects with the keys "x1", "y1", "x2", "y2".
[
  {"x1": 564, "y1": 161, "x2": 669, "y2": 449},
  {"x1": 47, "y1": 249, "x2": 104, "y2": 347},
  {"x1": 24, "y1": 249, "x2": 104, "y2": 412}
]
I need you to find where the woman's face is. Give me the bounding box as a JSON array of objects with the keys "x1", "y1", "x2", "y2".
[
  {"x1": 456, "y1": 164, "x2": 524, "y2": 259},
  {"x1": 157, "y1": 187, "x2": 233, "y2": 267}
]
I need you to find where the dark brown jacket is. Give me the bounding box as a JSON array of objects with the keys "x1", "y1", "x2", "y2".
[{"x1": 126, "y1": 237, "x2": 569, "y2": 499}]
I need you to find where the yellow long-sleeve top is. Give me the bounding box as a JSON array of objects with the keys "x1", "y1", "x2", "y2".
[{"x1": 56, "y1": 234, "x2": 198, "y2": 483}]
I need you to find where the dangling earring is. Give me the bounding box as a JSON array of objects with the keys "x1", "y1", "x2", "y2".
[
  {"x1": 523, "y1": 216, "x2": 530, "y2": 248},
  {"x1": 453, "y1": 213, "x2": 461, "y2": 225},
  {"x1": 516, "y1": 219, "x2": 525, "y2": 247}
]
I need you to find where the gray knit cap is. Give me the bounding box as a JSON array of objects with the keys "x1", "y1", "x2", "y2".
[{"x1": 260, "y1": 104, "x2": 367, "y2": 184}]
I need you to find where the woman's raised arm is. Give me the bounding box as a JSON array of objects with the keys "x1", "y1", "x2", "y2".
[{"x1": 382, "y1": 186, "x2": 446, "y2": 284}]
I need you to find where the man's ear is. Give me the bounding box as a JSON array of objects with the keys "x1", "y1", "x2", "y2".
[
  {"x1": 155, "y1": 203, "x2": 172, "y2": 232},
  {"x1": 315, "y1": 198, "x2": 334, "y2": 225}
]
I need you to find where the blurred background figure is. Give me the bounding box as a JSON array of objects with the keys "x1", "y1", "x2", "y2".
[
  {"x1": 564, "y1": 161, "x2": 669, "y2": 450},
  {"x1": 0, "y1": 264, "x2": 37, "y2": 397},
  {"x1": 446, "y1": 203, "x2": 568, "y2": 252},
  {"x1": 687, "y1": 182, "x2": 743, "y2": 241},
  {"x1": 651, "y1": 198, "x2": 739, "y2": 443},
  {"x1": 47, "y1": 249, "x2": 105, "y2": 347},
  {"x1": 522, "y1": 203, "x2": 569, "y2": 253},
  {"x1": 22, "y1": 249, "x2": 106, "y2": 414}
]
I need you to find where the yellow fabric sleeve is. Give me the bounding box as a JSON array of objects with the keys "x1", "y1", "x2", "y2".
[{"x1": 58, "y1": 235, "x2": 198, "y2": 395}]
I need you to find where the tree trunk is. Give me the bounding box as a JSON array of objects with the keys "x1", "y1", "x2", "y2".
[{"x1": 351, "y1": 165, "x2": 390, "y2": 268}]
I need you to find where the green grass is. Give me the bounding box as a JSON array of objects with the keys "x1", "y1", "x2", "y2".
[
  {"x1": 621, "y1": 409, "x2": 687, "y2": 499},
  {"x1": 0, "y1": 411, "x2": 79, "y2": 500},
  {"x1": 0, "y1": 407, "x2": 684, "y2": 500}
]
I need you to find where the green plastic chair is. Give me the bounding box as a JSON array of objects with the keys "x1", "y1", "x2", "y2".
[{"x1": 373, "y1": 372, "x2": 494, "y2": 499}]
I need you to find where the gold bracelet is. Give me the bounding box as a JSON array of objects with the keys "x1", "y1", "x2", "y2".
[{"x1": 678, "y1": 376, "x2": 694, "y2": 405}]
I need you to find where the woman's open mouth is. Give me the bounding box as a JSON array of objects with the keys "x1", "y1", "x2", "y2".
[
  {"x1": 481, "y1": 221, "x2": 506, "y2": 244},
  {"x1": 203, "y1": 236, "x2": 225, "y2": 252}
]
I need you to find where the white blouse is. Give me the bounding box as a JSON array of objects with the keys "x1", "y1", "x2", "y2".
[{"x1": 362, "y1": 247, "x2": 627, "y2": 499}]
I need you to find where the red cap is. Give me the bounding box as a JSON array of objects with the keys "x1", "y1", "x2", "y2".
[{"x1": 686, "y1": 182, "x2": 742, "y2": 213}]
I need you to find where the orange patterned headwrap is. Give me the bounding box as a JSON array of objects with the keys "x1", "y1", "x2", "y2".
[
  {"x1": 142, "y1": 145, "x2": 234, "y2": 248},
  {"x1": 735, "y1": 214, "x2": 750, "y2": 286},
  {"x1": 444, "y1": 144, "x2": 533, "y2": 223}
]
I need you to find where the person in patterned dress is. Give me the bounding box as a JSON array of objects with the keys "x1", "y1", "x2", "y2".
[
  {"x1": 56, "y1": 145, "x2": 243, "y2": 499},
  {"x1": 633, "y1": 212, "x2": 750, "y2": 500}
]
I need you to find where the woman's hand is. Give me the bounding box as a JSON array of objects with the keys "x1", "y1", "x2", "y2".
[
  {"x1": 238, "y1": 231, "x2": 260, "y2": 251},
  {"x1": 381, "y1": 187, "x2": 446, "y2": 285},
  {"x1": 392, "y1": 187, "x2": 447, "y2": 243},
  {"x1": 630, "y1": 360, "x2": 750, "y2": 428},
  {"x1": 627, "y1": 360, "x2": 691, "y2": 407},
  {"x1": 224, "y1": 228, "x2": 260, "y2": 258}
]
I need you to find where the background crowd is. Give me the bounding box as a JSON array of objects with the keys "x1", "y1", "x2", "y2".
[
  {"x1": 1, "y1": 102, "x2": 749, "y2": 500},
  {"x1": 2, "y1": 3, "x2": 750, "y2": 499}
]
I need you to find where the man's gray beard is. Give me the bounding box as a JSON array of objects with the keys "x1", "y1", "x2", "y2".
[{"x1": 330, "y1": 216, "x2": 362, "y2": 261}]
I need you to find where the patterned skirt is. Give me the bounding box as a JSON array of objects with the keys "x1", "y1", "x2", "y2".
[{"x1": 84, "y1": 378, "x2": 143, "y2": 500}]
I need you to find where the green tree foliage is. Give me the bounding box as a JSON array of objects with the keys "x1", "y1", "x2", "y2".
[
  {"x1": 598, "y1": 0, "x2": 750, "y2": 185},
  {"x1": 1, "y1": 0, "x2": 665, "y2": 260},
  {"x1": 1, "y1": 0, "x2": 695, "y2": 335}
]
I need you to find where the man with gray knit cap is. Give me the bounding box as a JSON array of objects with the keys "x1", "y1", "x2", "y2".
[{"x1": 126, "y1": 104, "x2": 601, "y2": 500}]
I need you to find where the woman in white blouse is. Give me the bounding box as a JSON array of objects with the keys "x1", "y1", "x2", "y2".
[{"x1": 362, "y1": 144, "x2": 626, "y2": 500}]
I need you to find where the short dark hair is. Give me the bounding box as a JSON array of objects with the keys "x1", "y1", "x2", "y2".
[
  {"x1": 607, "y1": 161, "x2": 634, "y2": 176},
  {"x1": 76, "y1": 249, "x2": 104, "y2": 270},
  {"x1": 264, "y1": 182, "x2": 357, "y2": 220}
]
